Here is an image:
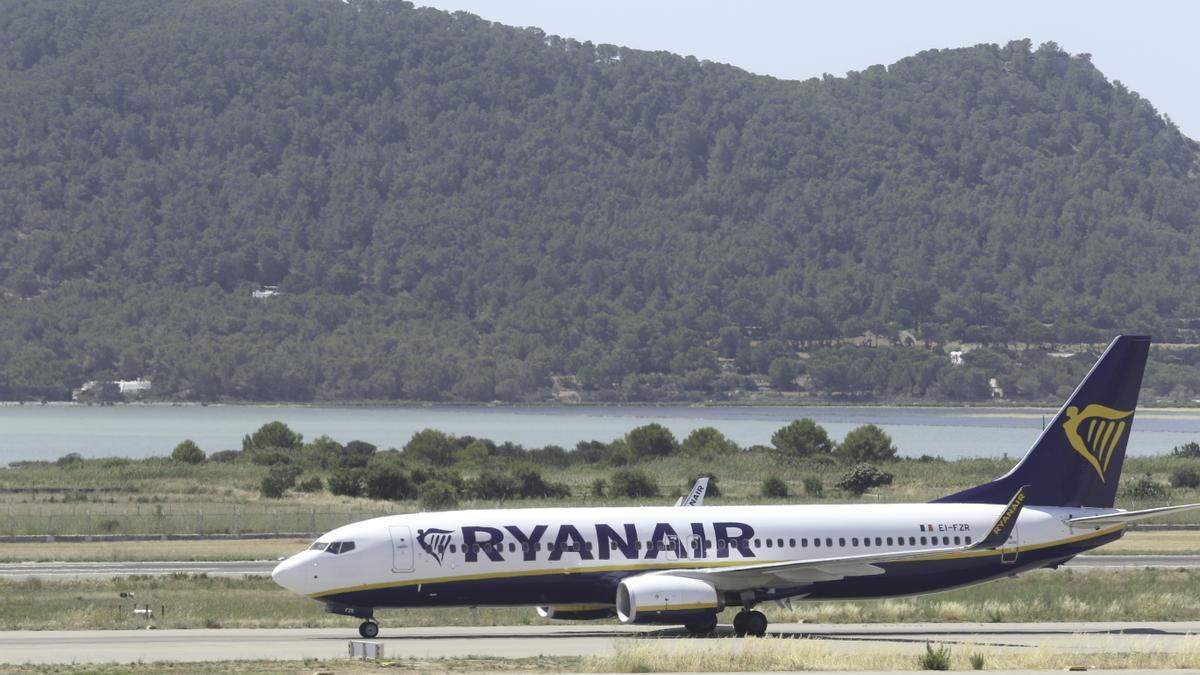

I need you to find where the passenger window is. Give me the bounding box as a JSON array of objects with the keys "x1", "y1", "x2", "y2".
[
  {"x1": 826, "y1": 538, "x2": 833, "y2": 547},
  {"x1": 777, "y1": 538, "x2": 784, "y2": 547},
  {"x1": 765, "y1": 539, "x2": 772, "y2": 548},
  {"x1": 943, "y1": 536, "x2": 950, "y2": 545},
  {"x1": 754, "y1": 539, "x2": 761, "y2": 548},
  {"x1": 789, "y1": 538, "x2": 796, "y2": 547},
  {"x1": 863, "y1": 537, "x2": 870, "y2": 547},
  {"x1": 887, "y1": 537, "x2": 893, "y2": 546},
  {"x1": 801, "y1": 538, "x2": 808, "y2": 547},
  {"x1": 852, "y1": 538, "x2": 859, "y2": 546},
  {"x1": 450, "y1": 544, "x2": 457, "y2": 553},
  {"x1": 875, "y1": 537, "x2": 882, "y2": 546},
  {"x1": 909, "y1": 536, "x2": 916, "y2": 545},
  {"x1": 965, "y1": 536, "x2": 972, "y2": 545},
  {"x1": 813, "y1": 538, "x2": 821, "y2": 547},
  {"x1": 920, "y1": 537, "x2": 927, "y2": 545},
  {"x1": 954, "y1": 536, "x2": 961, "y2": 545}
]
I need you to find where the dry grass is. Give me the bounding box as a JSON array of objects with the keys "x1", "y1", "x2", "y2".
[
  {"x1": 0, "y1": 538, "x2": 311, "y2": 562},
  {"x1": 1092, "y1": 529, "x2": 1200, "y2": 554},
  {"x1": 588, "y1": 636, "x2": 1200, "y2": 672}
]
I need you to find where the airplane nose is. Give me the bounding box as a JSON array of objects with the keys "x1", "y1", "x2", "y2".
[{"x1": 271, "y1": 556, "x2": 302, "y2": 593}]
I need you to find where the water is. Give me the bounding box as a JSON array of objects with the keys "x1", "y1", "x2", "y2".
[{"x1": 1, "y1": 404, "x2": 1198, "y2": 462}]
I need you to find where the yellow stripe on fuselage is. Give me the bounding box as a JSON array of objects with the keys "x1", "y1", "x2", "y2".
[{"x1": 308, "y1": 525, "x2": 1124, "y2": 599}]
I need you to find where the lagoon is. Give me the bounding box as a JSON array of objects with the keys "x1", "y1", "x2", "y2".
[{"x1": 1, "y1": 404, "x2": 1199, "y2": 462}]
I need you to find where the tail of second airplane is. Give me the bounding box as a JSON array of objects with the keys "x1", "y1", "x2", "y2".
[{"x1": 936, "y1": 334, "x2": 1150, "y2": 508}]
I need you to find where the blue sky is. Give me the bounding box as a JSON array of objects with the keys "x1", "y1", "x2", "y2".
[{"x1": 417, "y1": 1, "x2": 1199, "y2": 140}]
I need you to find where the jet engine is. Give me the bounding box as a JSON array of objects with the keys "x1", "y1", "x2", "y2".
[
  {"x1": 536, "y1": 605, "x2": 616, "y2": 621},
  {"x1": 615, "y1": 574, "x2": 722, "y2": 624}
]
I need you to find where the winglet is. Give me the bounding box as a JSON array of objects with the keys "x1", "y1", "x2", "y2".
[{"x1": 969, "y1": 485, "x2": 1029, "y2": 550}]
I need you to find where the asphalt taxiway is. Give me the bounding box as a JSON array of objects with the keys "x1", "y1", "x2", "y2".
[
  {"x1": 3, "y1": 554, "x2": 1199, "y2": 579},
  {"x1": 1, "y1": 622, "x2": 1198, "y2": 665}
]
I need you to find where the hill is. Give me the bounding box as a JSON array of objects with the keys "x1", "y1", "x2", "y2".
[{"x1": 1, "y1": 0, "x2": 1199, "y2": 402}]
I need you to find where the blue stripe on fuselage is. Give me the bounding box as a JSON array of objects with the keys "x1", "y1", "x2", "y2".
[{"x1": 317, "y1": 528, "x2": 1121, "y2": 610}]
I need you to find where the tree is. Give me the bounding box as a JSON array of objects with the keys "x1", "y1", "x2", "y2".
[
  {"x1": 836, "y1": 463, "x2": 894, "y2": 496},
  {"x1": 243, "y1": 421, "x2": 303, "y2": 452},
  {"x1": 418, "y1": 480, "x2": 459, "y2": 510},
  {"x1": 678, "y1": 427, "x2": 739, "y2": 457},
  {"x1": 768, "y1": 357, "x2": 801, "y2": 391},
  {"x1": 171, "y1": 439, "x2": 205, "y2": 464},
  {"x1": 836, "y1": 424, "x2": 897, "y2": 463},
  {"x1": 260, "y1": 464, "x2": 301, "y2": 498},
  {"x1": 366, "y1": 462, "x2": 414, "y2": 501},
  {"x1": 328, "y1": 467, "x2": 366, "y2": 497},
  {"x1": 404, "y1": 429, "x2": 456, "y2": 465},
  {"x1": 771, "y1": 419, "x2": 835, "y2": 458},
  {"x1": 762, "y1": 476, "x2": 789, "y2": 498},
  {"x1": 609, "y1": 469, "x2": 660, "y2": 498},
  {"x1": 625, "y1": 423, "x2": 678, "y2": 459}
]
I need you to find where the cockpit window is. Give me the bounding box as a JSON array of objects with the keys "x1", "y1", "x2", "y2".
[
  {"x1": 326, "y1": 541, "x2": 356, "y2": 554},
  {"x1": 310, "y1": 541, "x2": 329, "y2": 551}
]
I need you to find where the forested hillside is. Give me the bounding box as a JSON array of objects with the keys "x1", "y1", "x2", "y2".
[{"x1": 1, "y1": 0, "x2": 1198, "y2": 402}]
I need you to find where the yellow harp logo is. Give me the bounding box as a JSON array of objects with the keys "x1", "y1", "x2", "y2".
[{"x1": 1062, "y1": 404, "x2": 1133, "y2": 482}]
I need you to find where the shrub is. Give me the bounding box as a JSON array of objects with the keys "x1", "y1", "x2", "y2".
[
  {"x1": 295, "y1": 476, "x2": 324, "y2": 493},
  {"x1": 771, "y1": 419, "x2": 834, "y2": 458},
  {"x1": 836, "y1": 424, "x2": 897, "y2": 463},
  {"x1": 56, "y1": 453, "x2": 83, "y2": 466},
  {"x1": 328, "y1": 467, "x2": 365, "y2": 497},
  {"x1": 968, "y1": 652, "x2": 985, "y2": 670},
  {"x1": 208, "y1": 449, "x2": 241, "y2": 463},
  {"x1": 515, "y1": 467, "x2": 570, "y2": 499},
  {"x1": 803, "y1": 476, "x2": 824, "y2": 497},
  {"x1": 259, "y1": 464, "x2": 300, "y2": 499},
  {"x1": 242, "y1": 421, "x2": 302, "y2": 452},
  {"x1": 686, "y1": 473, "x2": 721, "y2": 498},
  {"x1": 1120, "y1": 475, "x2": 1169, "y2": 501},
  {"x1": 917, "y1": 642, "x2": 950, "y2": 670},
  {"x1": 836, "y1": 463, "x2": 894, "y2": 496},
  {"x1": 679, "y1": 427, "x2": 739, "y2": 457},
  {"x1": 589, "y1": 479, "x2": 607, "y2": 498},
  {"x1": 404, "y1": 429, "x2": 456, "y2": 465},
  {"x1": 1170, "y1": 467, "x2": 1200, "y2": 489},
  {"x1": 474, "y1": 472, "x2": 521, "y2": 500},
  {"x1": 171, "y1": 439, "x2": 205, "y2": 464},
  {"x1": 366, "y1": 463, "x2": 414, "y2": 501},
  {"x1": 762, "y1": 476, "x2": 789, "y2": 498},
  {"x1": 419, "y1": 480, "x2": 460, "y2": 511},
  {"x1": 610, "y1": 469, "x2": 660, "y2": 498},
  {"x1": 343, "y1": 440, "x2": 377, "y2": 458},
  {"x1": 1171, "y1": 441, "x2": 1200, "y2": 458},
  {"x1": 625, "y1": 424, "x2": 678, "y2": 458}
]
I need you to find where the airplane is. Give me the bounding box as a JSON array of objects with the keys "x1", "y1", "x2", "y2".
[{"x1": 272, "y1": 334, "x2": 1200, "y2": 639}]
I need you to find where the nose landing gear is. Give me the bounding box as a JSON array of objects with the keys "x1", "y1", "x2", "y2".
[{"x1": 358, "y1": 619, "x2": 379, "y2": 638}]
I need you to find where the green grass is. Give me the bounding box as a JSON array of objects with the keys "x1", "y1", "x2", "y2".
[
  {"x1": 3, "y1": 568, "x2": 1200, "y2": 631},
  {"x1": 2, "y1": 453, "x2": 1198, "y2": 537}
]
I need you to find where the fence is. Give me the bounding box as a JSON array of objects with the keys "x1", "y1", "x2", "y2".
[{"x1": 0, "y1": 506, "x2": 397, "y2": 537}]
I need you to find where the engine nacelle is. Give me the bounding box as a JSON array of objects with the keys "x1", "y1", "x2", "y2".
[
  {"x1": 536, "y1": 605, "x2": 616, "y2": 621},
  {"x1": 616, "y1": 574, "x2": 722, "y2": 624}
]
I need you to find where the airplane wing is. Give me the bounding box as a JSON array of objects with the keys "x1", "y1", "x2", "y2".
[
  {"x1": 659, "y1": 485, "x2": 1028, "y2": 592},
  {"x1": 1064, "y1": 502, "x2": 1200, "y2": 528}
]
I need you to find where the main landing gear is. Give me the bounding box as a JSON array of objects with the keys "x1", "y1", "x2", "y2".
[
  {"x1": 358, "y1": 619, "x2": 379, "y2": 638},
  {"x1": 732, "y1": 610, "x2": 768, "y2": 638},
  {"x1": 684, "y1": 614, "x2": 718, "y2": 635}
]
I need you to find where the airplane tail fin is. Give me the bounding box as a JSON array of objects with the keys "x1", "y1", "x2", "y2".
[{"x1": 935, "y1": 335, "x2": 1150, "y2": 508}]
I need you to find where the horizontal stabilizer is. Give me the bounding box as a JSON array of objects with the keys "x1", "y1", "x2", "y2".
[{"x1": 1064, "y1": 503, "x2": 1200, "y2": 527}]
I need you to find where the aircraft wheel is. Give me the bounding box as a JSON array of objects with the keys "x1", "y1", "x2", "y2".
[
  {"x1": 732, "y1": 611, "x2": 749, "y2": 637},
  {"x1": 358, "y1": 620, "x2": 379, "y2": 639},
  {"x1": 684, "y1": 614, "x2": 718, "y2": 636},
  {"x1": 744, "y1": 610, "x2": 768, "y2": 637}
]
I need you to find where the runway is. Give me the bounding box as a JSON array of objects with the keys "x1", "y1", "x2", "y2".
[
  {"x1": 1, "y1": 622, "x2": 1198, "y2": 665},
  {"x1": 4, "y1": 554, "x2": 1199, "y2": 579}
]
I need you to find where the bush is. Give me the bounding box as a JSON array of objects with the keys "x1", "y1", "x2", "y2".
[
  {"x1": 610, "y1": 469, "x2": 660, "y2": 498},
  {"x1": 589, "y1": 479, "x2": 607, "y2": 498},
  {"x1": 803, "y1": 476, "x2": 824, "y2": 498},
  {"x1": 171, "y1": 439, "x2": 205, "y2": 464},
  {"x1": 625, "y1": 423, "x2": 678, "y2": 458},
  {"x1": 771, "y1": 419, "x2": 834, "y2": 458},
  {"x1": 404, "y1": 429, "x2": 456, "y2": 464},
  {"x1": 836, "y1": 424, "x2": 897, "y2": 463},
  {"x1": 686, "y1": 473, "x2": 721, "y2": 498},
  {"x1": 836, "y1": 463, "x2": 894, "y2": 496},
  {"x1": 366, "y1": 463, "x2": 414, "y2": 501},
  {"x1": 515, "y1": 467, "x2": 570, "y2": 499},
  {"x1": 419, "y1": 480, "x2": 460, "y2": 511},
  {"x1": 242, "y1": 421, "x2": 303, "y2": 452},
  {"x1": 208, "y1": 449, "x2": 241, "y2": 463},
  {"x1": 1120, "y1": 475, "x2": 1169, "y2": 501},
  {"x1": 918, "y1": 642, "x2": 951, "y2": 670},
  {"x1": 1171, "y1": 442, "x2": 1200, "y2": 458},
  {"x1": 56, "y1": 453, "x2": 83, "y2": 465},
  {"x1": 1170, "y1": 467, "x2": 1200, "y2": 489},
  {"x1": 295, "y1": 476, "x2": 324, "y2": 493},
  {"x1": 762, "y1": 476, "x2": 789, "y2": 498},
  {"x1": 968, "y1": 652, "x2": 985, "y2": 670},
  {"x1": 474, "y1": 472, "x2": 521, "y2": 500},
  {"x1": 260, "y1": 464, "x2": 300, "y2": 498},
  {"x1": 328, "y1": 467, "x2": 365, "y2": 497},
  {"x1": 679, "y1": 427, "x2": 739, "y2": 457}
]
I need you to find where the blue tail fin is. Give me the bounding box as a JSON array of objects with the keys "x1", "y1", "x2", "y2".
[{"x1": 935, "y1": 335, "x2": 1150, "y2": 508}]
